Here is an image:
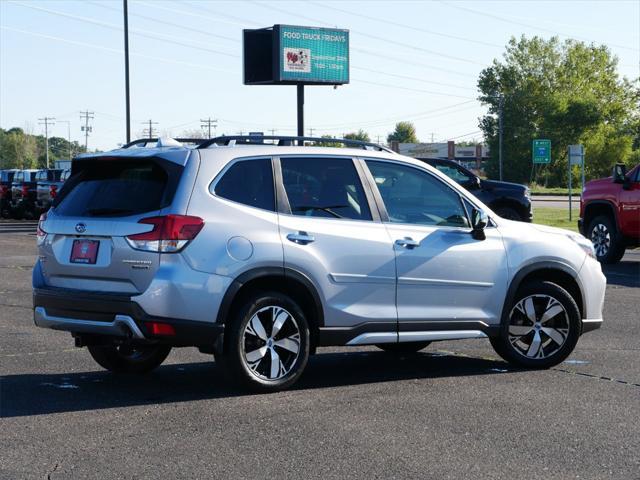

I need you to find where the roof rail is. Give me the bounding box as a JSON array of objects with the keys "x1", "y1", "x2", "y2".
[
  {"x1": 196, "y1": 135, "x2": 394, "y2": 153},
  {"x1": 121, "y1": 138, "x2": 208, "y2": 149}
]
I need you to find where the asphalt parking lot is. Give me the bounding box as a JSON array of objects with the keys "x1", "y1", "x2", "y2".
[{"x1": 1, "y1": 231, "x2": 639, "y2": 480}]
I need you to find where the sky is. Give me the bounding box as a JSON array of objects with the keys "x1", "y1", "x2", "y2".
[{"x1": 1, "y1": 0, "x2": 639, "y2": 151}]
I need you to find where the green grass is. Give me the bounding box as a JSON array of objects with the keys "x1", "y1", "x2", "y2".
[
  {"x1": 532, "y1": 207, "x2": 579, "y2": 232},
  {"x1": 529, "y1": 185, "x2": 580, "y2": 196}
]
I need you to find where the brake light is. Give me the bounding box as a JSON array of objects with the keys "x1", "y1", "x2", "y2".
[
  {"x1": 0, "y1": 185, "x2": 7, "y2": 198},
  {"x1": 49, "y1": 184, "x2": 58, "y2": 199},
  {"x1": 37, "y1": 213, "x2": 47, "y2": 240},
  {"x1": 22, "y1": 184, "x2": 29, "y2": 196},
  {"x1": 125, "y1": 215, "x2": 204, "y2": 253}
]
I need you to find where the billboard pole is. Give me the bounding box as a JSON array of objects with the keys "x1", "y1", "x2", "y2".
[{"x1": 297, "y1": 84, "x2": 304, "y2": 143}]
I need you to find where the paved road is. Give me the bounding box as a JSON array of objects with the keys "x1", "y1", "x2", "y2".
[
  {"x1": 1, "y1": 234, "x2": 639, "y2": 479},
  {"x1": 532, "y1": 195, "x2": 581, "y2": 210}
]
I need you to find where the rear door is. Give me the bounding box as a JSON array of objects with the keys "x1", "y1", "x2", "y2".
[
  {"x1": 39, "y1": 157, "x2": 186, "y2": 294},
  {"x1": 277, "y1": 155, "x2": 397, "y2": 332}
]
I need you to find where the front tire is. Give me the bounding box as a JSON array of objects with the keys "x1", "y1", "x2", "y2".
[
  {"x1": 87, "y1": 344, "x2": 171, "y2": 373},
  {"x1": 490, "y1": 280, "x2": 581, "y2": 369},
  {"x1": 223, "y1": 291, "x2": 310, "y2": 392},
  {"x1": 588, "y1": 215, "x2": 625, "y2": 264},
  {"x1": 376, "y1": 342, "x2": 431, "y2": 354}
]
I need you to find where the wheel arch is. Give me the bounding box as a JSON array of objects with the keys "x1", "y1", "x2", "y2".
[
  {"x1": 583, "y1": 200, "x2": 618, "y2": 232},
  {"x1": 503, "y1": 262, "x2": 585, "y2": 325},
  {"x1": 216, "y1": 266, "x2": 324, "y2": 349}
]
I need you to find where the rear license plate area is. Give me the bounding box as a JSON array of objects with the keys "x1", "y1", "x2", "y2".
[{"x1": 70, "y1": 239, "x2": 99, "y2": 264}]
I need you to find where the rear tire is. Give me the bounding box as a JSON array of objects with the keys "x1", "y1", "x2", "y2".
[
  {"x1": 588, "y1": 215, "x2": 625, "y2": 264},
  {"x1": 490, "y1": 280, "x2": 581, "y2": 369},
  {"x1": 376, "y1": 342, "x2": 431, "y2": 354},
  {"x1": 222, "y1": 291, "x2": 310, "y2": 393},
  {"x1": 87, "y1": 344, "x2": 171, "y2": 374}
]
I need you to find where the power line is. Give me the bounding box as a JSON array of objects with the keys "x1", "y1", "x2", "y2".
[
  {"x1": 38, "y1": 116, "x2": 55, "y2": 168},
  {"x1": 439, "y1": 0, "x2": 639, "y2": 53},
  {"x1": 80, "y1": 111, "x2": 94, "y2": 150},
  {"x1": 309, "y1": 1, "x2": 504, "y2": 49}
]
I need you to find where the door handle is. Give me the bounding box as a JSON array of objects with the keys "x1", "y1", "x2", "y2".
[
  {"x1": 287, "y1": 231, "x2": 315, "y2": 245},
  {"x1": 395, "y1": 237, "x2": 420, "y2": 249}
]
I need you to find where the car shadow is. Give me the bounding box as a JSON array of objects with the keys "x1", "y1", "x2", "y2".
[
  {"x1": 602, "y1": 258, "x2": 640, "y2": 288},
  {"x1": 1, "y1": 350, "x2": 514, "y2": 418}
]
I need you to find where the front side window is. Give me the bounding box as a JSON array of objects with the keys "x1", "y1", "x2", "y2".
[
  {"x1": 281, "y1": 157, "x2": 372, "y2": 221},
  {"x1": 213, "y1": 158, "x2": 275, "y2": 211},
  {"x1": 366, "y1": 160, "x2": 469, "y2": 228}
]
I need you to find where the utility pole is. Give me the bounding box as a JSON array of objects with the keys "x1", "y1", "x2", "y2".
[
  {"x1": 200, "y1": 117, "x2": 218, "y2": 139},
  {"x1": 376, "y1": 135, "x2": 381, "y2": 145},
  {"x1": 80, "y1": 111, "x2": 94, "y2": 151},
  {"x1": 308, "y1": 128, "x2": 315, "y2": 137},
  {"x1": 269, "y1": 129, "x2": 276, "y2": 136},
  {"x1": 38, "y1": 116, "x2": 55, "y2": 168},
  {"x1": 58, "y1": 120, "x2": 72, "y2": 160},
  {"x1": 142, "y1": 119, "x2": 158, "y2": 139},
  {"x1": 430, "y1": 133, "x2": 435, "y2": 143},
  {"x1": 123, "y1": 0, "x2": 131, "y2": 143},
  {"x1": 498, "y1": 94, "x2": 504, "y2": 181}
]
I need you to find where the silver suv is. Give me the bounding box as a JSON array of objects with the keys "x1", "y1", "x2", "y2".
[{"x1": 33, "y1": 136, "x2": 606, "y2": 392}]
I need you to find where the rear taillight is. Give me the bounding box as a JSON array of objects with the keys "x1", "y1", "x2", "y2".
[
  {"x1": 125, "y1": 215, "x2": 204, "y2": 253},
  {"x1": 37, "y1": 213, "x2": 47, "y2": 240},
  {"x1": 22, "y1": 184, "x2": 29, "y2": 196},
  {"x1": 0, "y1": 185, "x2": 7, "y2": 198},
  {"x1": 49, "y1": 185, "x2": 58, "y2": 199}
]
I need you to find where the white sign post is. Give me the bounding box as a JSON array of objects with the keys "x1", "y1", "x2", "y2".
[{"x1": 568, "y1": 145, "x2": 585, "y2": 221}]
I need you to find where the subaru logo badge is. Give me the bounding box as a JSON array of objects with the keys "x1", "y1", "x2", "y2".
[{"x1": 75, "y1": 223, "x2": 86, "y2": 233}]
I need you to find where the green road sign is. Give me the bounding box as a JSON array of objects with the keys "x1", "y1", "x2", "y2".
[{"x1": 532, "y1": 139, "x2": 551, "y2": 164}]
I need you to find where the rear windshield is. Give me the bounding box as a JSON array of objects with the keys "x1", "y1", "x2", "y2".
[
  {"x1": 54, "y1": 159, "x2": 183, "y2": 217},
  {"x1": 37, "y1": 170, "x2": 62, "y2": 182}
]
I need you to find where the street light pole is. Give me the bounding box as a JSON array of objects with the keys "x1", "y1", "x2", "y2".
[
  {"x1": 123, "y1": 0, "x2": 131, "y2": 143},
  {"x1": 498, "y1": 94, "x2": 504, "y2": 181}
]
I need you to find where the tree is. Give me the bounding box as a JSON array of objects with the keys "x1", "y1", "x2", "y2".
[
  {"x1": 478, "y1": 35, "x2": 639, "y2": 185},
  {"x1": 314, "y1": 134, "x2": 343, "y2": 148},
  {"x1": 387, "y1": 122, "x2": 418, "y2": 144},
  {"x1": 344, "y1": 129, "x2": 370, "y2": 142}
]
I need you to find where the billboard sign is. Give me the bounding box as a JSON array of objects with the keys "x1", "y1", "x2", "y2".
[
  {"x1": 243, "y1": 25, "x2": 349, "y2": 85},
  {"x1": 276, "y1": 25, "x2": 349, "y2": 84},
  {"x1": 532, "y1": 139, "x2": 551, "y2": 164}
]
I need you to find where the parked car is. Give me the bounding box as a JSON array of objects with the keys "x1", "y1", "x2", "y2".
[
  {"x1": 417, "y1": 158, "x2": 532, "y2": 222},
  {"x1": 0, "y1": 169, "x2": 19, "y2": 218},
  {"x1": 579, "y1": 163, "x2": 640, "y2": 263},
  {"x1": 33, "y1": 136, "x2": 605, "y2": 392},
  {"x1": 35, "y1": 169, "x2": 64, "y2": 214},
  {"x1": 10, "y1": 169, "x2": 39, "y2": 219}
]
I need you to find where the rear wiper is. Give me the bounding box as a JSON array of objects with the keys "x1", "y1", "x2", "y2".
[
  {"x1": 84, "y1": 208, "x2": 135, "y2": 217},
  {"x1": 293, "y1": 205, "x2": 349, "y2": 219}
]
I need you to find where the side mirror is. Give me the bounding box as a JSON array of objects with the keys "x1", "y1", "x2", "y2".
[
  {"x1": 466, "y1": 176, "x2": 481, "y2": 190},
  {"x1": 612, "y1": 164, "x2": 627, "y2": 184},
  {"x1": 471, "y1": 208, "x2": 488, "y2": 240}
]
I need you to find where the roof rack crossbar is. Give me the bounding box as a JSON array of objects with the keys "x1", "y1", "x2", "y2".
[
  {"x1": 196, "y1": 135, "x2": 394, "y2": 153},
  {"x1": 121, "y1": 138, "x2": 208, "y2": 149}
]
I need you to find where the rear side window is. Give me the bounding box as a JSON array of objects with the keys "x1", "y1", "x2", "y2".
[
  {"x1": 54, "y1": 159, "x2": 182, "y2": 217},
  {"x1": 281, "y1": 157, "x2": 372, "y2": 221},
  {"x1": 213, "y1": 158, "x2": 275, "y2": 211}
]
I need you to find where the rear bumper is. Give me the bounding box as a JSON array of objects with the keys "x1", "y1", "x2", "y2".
[{"x1": 33, "y1": 286, "x2": 224, "y2": 347}]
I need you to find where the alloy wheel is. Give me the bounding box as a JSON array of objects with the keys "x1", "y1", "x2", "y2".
[
  {"x1": 508, "y1": 294, "x2": 570, "y2": 359},
  {"x1": 590, "y1": 223, "x2": 611, "y2": 258},
  {"x1": 242, "y1": 306, "x2": 301, "y2": 381}
]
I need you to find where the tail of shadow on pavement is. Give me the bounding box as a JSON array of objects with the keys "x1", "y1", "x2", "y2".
[
  {"x1": 1, "y1": 351, "x2": 511, "y2": 418},
  {"x1": 602, "y1": 259, "x2": 640, "y2": 288}
]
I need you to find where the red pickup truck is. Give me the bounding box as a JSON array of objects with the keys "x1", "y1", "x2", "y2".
[{"x1": 579, "y1": 163, "x2": 640, "y2": 263}]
